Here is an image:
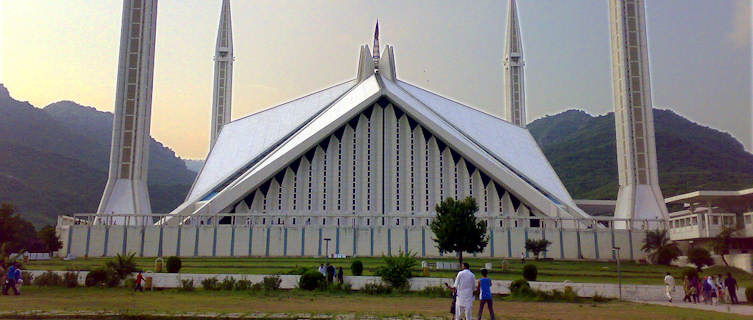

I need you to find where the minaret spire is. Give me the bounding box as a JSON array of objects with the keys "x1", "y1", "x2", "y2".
[
  {"x1": 98, "y1": 0, "x2": 158, "y2": 222},
  {"x1": 373, "y1": 21, "x2": 380, "y2": 67},
  {"x1": 210, "y1": 0, "x2": 234, "y2": 148},
  {"x1": 609, "y1": 0, "x2": 668, "y2": 225},
  {"x1": 503, "y1": 0, "x2": 526, "y2": 127}
]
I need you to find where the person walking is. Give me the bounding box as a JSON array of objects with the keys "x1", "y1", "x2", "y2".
[
  {"x1": 716, "y1": 274, "x2": 726, "y2": 303},
  {"x1": 134, "y1": 270, "x2": 144, "y2": 292},
  {"x1": 13, "y1": 265, "x2": 22, "y2": 295},
  {"x1": 2, "y1": 265, "x2": 19, "y2": 296},
  {"x1": 724, "y1": 272, "x2": 739, "y2": 304},
  {"x1": 663, "y1": 272, "x2": 674, "y2": 303},
  {"x1": 476, "y1": 269, "x2": 495, "y2": 320},
  {"x1": 325, "y1": 263, "x2": 335, "y2": 284},
  {"x1": 689, "y1": 275, "x2": 699, "y2": 303},
  {"x1": 318, "y1": 264, "x2": 326, "y2": 277},
  {"x1": 707, "y1": 276, "x2": 718, "y2": 305},
  {"x1": 336, "y1": 266, "x2": 344, "y2": 284},
  {"x1": 682, "y1": 276, "x2": 692, "y2": 303},
  {"x1": 452, "y1": 262, "x2": 475, "y2": 320}
]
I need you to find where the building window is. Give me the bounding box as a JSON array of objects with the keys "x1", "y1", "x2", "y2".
[
  {"x1": 396, "y1": 118, "x2": 400, "y2": 211},
  {"x1": 307, "y1": 163, "x2": 312, "y2": 210},
  {"x1": 278, "y1": 184, "x2": 283, "y2": 210},
  {"x1": 322, "y1": 151, "x2": 327, "y2": 210},
  {"x1": 292, "y1": 174, "x2": 297, "y2": 210},
  {"x1": 439, "y1": 151, "x2": 444, "y2": 200},
  {"x1": 410, "y1": 128, "x2": 415, "y2": 212},
  {"x1": 712, "y1": 216, "x2": 719, "y2": 225},
  {"x1": 353, "y1": 129, "x2": 357, "y2": 211},
  {"x1": 367, "y1": 119, "x2": 372, "y2": 211}
]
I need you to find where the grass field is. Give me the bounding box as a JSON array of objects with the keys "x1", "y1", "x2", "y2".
[
  {"x1": 25, "y1": 256, "x2": 753, "y2": 287},
  {"x1": 0, "y1": 287, "x2": 748, "y2": 320}
]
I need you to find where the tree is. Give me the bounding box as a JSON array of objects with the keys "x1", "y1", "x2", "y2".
[
  {"x1": 0, "y1": 203, "x2": 45, "y2": 254},
  {"x1": 641, "y1": 229, "x2": 681, "y2": 265},
  {"x1": 430, "y1": 197, "x2": 488, "y2": 265},
  {"x1": 687, "y1": 247, "x2": 714, "y2": 271},
  {"x1": 106, "y1": 252, "x2": 138, "y2": 280},
  {"x1": 375, "y1": 250, "x2": 418, "y2": 290},
  {"x1": 38, "y1": 225, "x2": 62, "y2": 255},
  {"x1": 525, "y1": 239, "x2": 552, "y2": 260},
  {"x1": 710, "y1": 226, "x2": 737, "y2": 266}
]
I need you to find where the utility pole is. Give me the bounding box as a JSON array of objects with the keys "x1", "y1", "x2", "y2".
[{"x1": 613, "y1": 247, "x2": 622, "y2": 300}]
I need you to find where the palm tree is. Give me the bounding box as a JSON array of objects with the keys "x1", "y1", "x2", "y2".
[{"x1": 641, "y1": 229, "x2": 681, "y2": 265}]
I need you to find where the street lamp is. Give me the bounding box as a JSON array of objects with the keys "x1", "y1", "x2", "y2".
[
  {"x1": 323, "y1": 238, "x2": 332, "y2": 263},
  {"x1": 612, "y1": 247, "x2": 622, "y2": 300}
]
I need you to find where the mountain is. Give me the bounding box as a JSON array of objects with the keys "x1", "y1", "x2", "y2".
[
  {"x1": 528, "y1": 109, "x2": 753, "y2": 200},
  {"x1": 0, "y1": 84, "x2": 196, "y2": 227}
]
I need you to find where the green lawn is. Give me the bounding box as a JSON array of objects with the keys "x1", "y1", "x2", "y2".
[
  {"x1": 0, "y1": 287, "x2": 748, "y2": 320},
  {"x1": 25, "y1": 256, "x2": 753, "y2": 287}
]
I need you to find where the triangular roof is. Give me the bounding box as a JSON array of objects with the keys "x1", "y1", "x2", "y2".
[{"x1": 171, "y1": 45, "x2": 589, "y2": 219}]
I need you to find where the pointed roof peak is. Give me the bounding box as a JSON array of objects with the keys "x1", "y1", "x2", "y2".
[
  {"x1": 505, "y1": 0, "x2": 522, "y2": 57},
  {"x1": 373, "y1": 20, "x2": 380, "y2": 64}
]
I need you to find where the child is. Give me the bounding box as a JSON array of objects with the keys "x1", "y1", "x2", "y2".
[{"x1": 476, "y1": 269, "x2": 495, "y2": 320}]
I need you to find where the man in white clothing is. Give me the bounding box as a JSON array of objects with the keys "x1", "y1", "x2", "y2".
[
  {"x1": 664, "y1": 272, "x2": 675, "y2": 302},
  {"x1": 453, "y1": 262, "x2": 475, "y2": 320}
]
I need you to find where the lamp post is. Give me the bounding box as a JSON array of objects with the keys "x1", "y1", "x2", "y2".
[
  {"x1": 612, "y1": 247, "x2": 622, "y2": 300},
  {"x1": 323, "y1": 238, "x2": 332, "y2": 263}
]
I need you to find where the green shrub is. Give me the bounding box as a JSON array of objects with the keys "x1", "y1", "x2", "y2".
[
  {"x1": 262, "y1": 275, "x2": 282, "y2": 290},
  {"x1": 21, "y1": 271, "x2": 33, "y2": 284},
  {"x1": 592, "y1": 292, "x2": 610, "y2": 302},
  {"x1": 33, "y1": 271, "x2": 63, "y2": 287},
  {"x1": 63, "y1": 272, "x2": 78, "y2": 288},
  {"x1": 251, "y1": 282, "x2": 264, "y2": 291},
  {"x1": 124, "y1": 278, "x2": 136, "y2": 289},
  {"x1": 105, "y1": 268, "x2": 121, "y2": 288},
  {"x1": 85, "y1": 269, "x2": 109, "y2": 287},
  {"x1": 235, "y1": 279, "x2": 252, "y2": 290},
  {"x1": 351, "y1": 260, "x2": 364, "y2": 276},
  {"x1": 375, "y1": 250, "x2": 417, "y2": 290},
  {"x1": 180, "y1": 279, "x2": 195, "y2": 291},
  {"x1": 522, "y1": 264, "x2": 538, "y2": 281},
  {"x1": 687, "y1": 247, "x2": 714, "y2": 271},
  {"x1": 285, "y1": 266, "x2": 311, "y2": 275},
  {"x1": 362, "y1": 282, "x2": 393, "y2": 295},
  {"x1": 220, "y1": 277, "x2": 236, "y2": 290},
  {"x1": 201, "y1": 277, "x2": 219, "y2": 290},
  {"x1": 420, "y1": 285, "x2": 450, "y2": 297},
  {"x1": 680, "y1": 267, "x2": 698, "y2": 280},
  {"x1": 166, "y1": 256, "x2": 182, "y2": 273},
  {"x1": 106, "y1": 252, "x2": 137, "y2": 280},
  {"x1": 509, "y1": 279, "x2": 531, "y2": 296},
  {"x1": 745, "y1": 287, "x2": 753, "y2": 305},
  {"x1": 299, "y1": 270, "x2": 325, "y2": 290},
  {"x1": 321, "y1": 281, "x2": 352, "y2": 293}
]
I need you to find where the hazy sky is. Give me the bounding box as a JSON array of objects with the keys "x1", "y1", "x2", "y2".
[{"x1": 1, "y1": 0, "x2": 751, "y2": 159}]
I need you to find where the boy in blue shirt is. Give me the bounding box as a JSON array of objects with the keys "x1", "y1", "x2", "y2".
[{"x1": 476, "y1": 268, "x2": 494, "y2": 320}]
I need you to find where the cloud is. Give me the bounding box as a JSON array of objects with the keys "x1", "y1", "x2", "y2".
[{"x1": 727, "y1": 0, "x2": 752, "y2": 48}]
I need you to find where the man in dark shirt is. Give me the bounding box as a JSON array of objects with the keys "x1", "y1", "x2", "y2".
[
  {"x1": 724, "y1": 272, "x2": 738, "y2": 304},
  {"x1": 326, "y1": 263, "x2": 335, "y2": 284}
]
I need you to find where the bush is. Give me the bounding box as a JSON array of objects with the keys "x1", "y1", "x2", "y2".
[
  {"x1": 299, "y1": 270, "x2": 325, "y2": 290},
  {"x1": 522, "y1": 263, "x2": 538, "y2": 281},
  {"x1": 124, "y1": 278, "x2": 136, "y2": 289},
  {"x1": 687, "y1": 247, "x2": 714, "y2": 271},
  {"x1": 33, "y1": 271, "x2": 63, "y2": 287},
  {"x1": 421, "y1": 285, "x2": 450, "y2": 297},
  {"x1": 509, "y1": 279, "x2": 531, "y2": 296},
  {"x1": 21, "y1": 271, "x2": 33, "y2": 284},
  {"x1": 220, "y1": 277, "x2": 236, "y2": 290},
  {"x1": 251, "y1": 282, "x2": 264, "y2": 291},
  {"x1": 592, "y1": 292, "x2": 610, "y2": 302},
  {"x1": 105, "y1": 269, "x2": 122, "y2": 288},
  {"x1": 362, "y1": 282, "x2": 393, "y2": 295},
  {"x1": 201, "y1": 277, "x2": 219, "y2": 290},
  {"x1": 166, "y1": 256, "x2": 182, "y2": 273},
  {"x1": 235, "y1": 279, "x2": 252, "y2": 291},
  {"x1": 180, "y1": 279, "x2": 195, "y2": 291},
  {"x1": 106, "y1": 252, "x2": 137, "y2": 280},
  {"x1": 351, "y1": 260, "x2": 364, "y2": 276},
  {"x1": 375, "y1": 251, "x2": 417, "y2": 290},
  {"x1": 285, "y1": 266, "x2": 311, "y2": 275},
  {"x1": 85, "y1": 268, "x2": 109, "y2": 287},
  {"x1": 680, "y1": 267, "x2": 698, "y2": 280},
  {"x1": 63, "y1": 272, "x2": 78, "y2": 288},
  {"x1": 262, "y1": 275, "x2": 282, "y2": 291},
  {"x1": 745, "y1": 287, "x2": 753, "y2": 305}
]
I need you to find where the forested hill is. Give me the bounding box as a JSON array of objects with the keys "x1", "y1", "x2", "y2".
[
  {"x1": 0, "y1": 84, "x2": 196, "y2": 227},
  {"x1": 528, "y1": 109, "x2": 753, "y2": 200}
]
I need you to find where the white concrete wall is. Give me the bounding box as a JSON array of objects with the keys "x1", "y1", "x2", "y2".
[
  {"x1": 25, "y1": 270, "x2": 747, "y2": 303},
  {"x1": 60, "y1": 224, "x2": 649, "y2": 261}
]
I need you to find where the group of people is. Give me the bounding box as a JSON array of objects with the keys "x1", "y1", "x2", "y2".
[
  {"x1": 448, "y1": 263, "x2": 495, "y2": 320},
  {"x1": 318, "y1": 263, "x2": 344, "y2": 284},
  {"x1": 665, "y1": 271, "x2": 740, "y2": 304},
  {"x1": 1, "y1": 264, "x2": 23, "y2": 296}
]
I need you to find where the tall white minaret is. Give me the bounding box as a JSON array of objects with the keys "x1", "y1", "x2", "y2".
[
  {"x1": 609, "y1": 0, "x2": 668, "y2": 225},
  {"x1": 373, "y1": 21, "x2": 380, "y2": 68},
  {"x1": 210, "y1": 0, "x2": 234, "y2": 147},
  {"x1": 503, "y1": 0, "x2": 526, "y2": 127},
  {"x1": 98, "y1": 0, "x2": 158, "y2": 222}
]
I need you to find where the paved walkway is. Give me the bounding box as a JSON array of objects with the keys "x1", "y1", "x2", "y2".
[
  {"x1": 0, "y1": 311, "x2": 447, "y2": 320},
  {"x1": 639, "y1": 301, "x2": 753, "y2": 316}
]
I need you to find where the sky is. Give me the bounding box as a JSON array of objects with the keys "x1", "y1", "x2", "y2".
[{"x1": 1, "y1": 0, "x2": 751, "y2": 159}]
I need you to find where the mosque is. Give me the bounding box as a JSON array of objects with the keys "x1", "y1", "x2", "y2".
[{"x1": 57, "y1": 0, "x2": 678, "y2": 260}]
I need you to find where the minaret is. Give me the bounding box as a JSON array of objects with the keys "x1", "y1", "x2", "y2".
[
  {"x1": 503, "y1": 0, "x2": 526, "y2": 127},
  {"x1": 210, "y1": 0, "x2": 234, "y2": 147},
  {"x1": 609, "y1": 0, "x2": 668, "y2": 225},
  {"x1": 98, "y1": 0, "x2": 158, "y2": 222},
  {"x1": 373, "y1": 21, "x2": 380, "y2": 67}
]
